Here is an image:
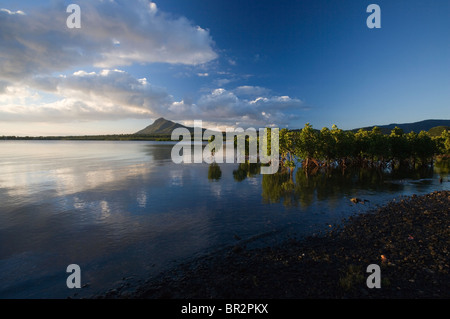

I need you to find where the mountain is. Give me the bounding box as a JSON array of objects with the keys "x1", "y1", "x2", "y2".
[
  {"x1": 135, "y1": 117, "x2": 223, "y2": 136},
  {"x1": 352, "y1": 119, "x2": 450, "y2": 134},
  {"x1": 135, "y1": 117, "x2": 191, "y2": 135},
  {"x1": 136, "y1": 118, "x2": 450, "y2": 136}
]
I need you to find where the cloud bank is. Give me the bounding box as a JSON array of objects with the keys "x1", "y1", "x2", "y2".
[
  {"x1": 0, "y1": 0, "x2": 305, "y2": 130},
  {"x1": 0, "y1": 1, "x2": 217, "y2": 80},
  {"x1": 1, "y1": 68, "x2": 303, "y2": 127}
]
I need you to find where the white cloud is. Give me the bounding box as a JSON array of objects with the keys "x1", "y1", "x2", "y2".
[
  {"x1": 0, "y1": 73, "x2": 304, "y2": 127},
  {"x1": 0, "y1": 69, "x2": 172, "y2": 122},
  {"x1": 149, "y1": 2, "x2": 158, "y2": 14},
  {"x1": 0, "y1": 8, "x2": 25, "y2": 15},
  {"x1": 168, "y1": 88, "x2": 304, "y2": 127},
  {"x1": 0, "y1": 0, "x2": 217, "y2": 83}
]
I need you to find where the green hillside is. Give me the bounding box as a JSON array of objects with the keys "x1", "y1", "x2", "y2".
[
  {"x1": 352, "y1": 119, "x2": 450, "y2": 135},
  {"x1": 134, "y1": 117, "x2": 191, "y2": 135}
]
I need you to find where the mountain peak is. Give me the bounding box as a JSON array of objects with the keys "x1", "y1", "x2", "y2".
[{"x1": 134, "y1": 118, "x2": 187, "y2": 135}]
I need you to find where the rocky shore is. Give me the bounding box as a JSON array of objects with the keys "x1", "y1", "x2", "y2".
[{"x1": 103, "y1": 191, "x2": 449, "y2": 299}]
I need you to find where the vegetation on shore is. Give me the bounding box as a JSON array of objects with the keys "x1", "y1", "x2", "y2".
[{"x1": 278, "y1": 124, "x2": 450, "y2": 170}]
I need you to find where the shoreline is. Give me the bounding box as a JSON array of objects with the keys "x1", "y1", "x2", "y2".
[{"x1": 99, "y1": 190, "x2": 449, "y2": 299}]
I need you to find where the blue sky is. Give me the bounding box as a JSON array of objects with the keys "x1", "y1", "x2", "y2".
[{"x1": 0, "y1": 0, "x2": 448, "y2": 135}]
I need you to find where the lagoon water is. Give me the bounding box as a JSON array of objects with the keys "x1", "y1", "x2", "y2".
[{"x1": 0, "y1": 141, "x2": 448, "y2": 298}]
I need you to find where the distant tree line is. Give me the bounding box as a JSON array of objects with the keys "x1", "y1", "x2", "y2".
[
  {"x1": 0, "y1": 134, "x2": 173, "y2": 141},
  {"x1": 279, "y1": 124, "x2": 450, "y2": 170}
]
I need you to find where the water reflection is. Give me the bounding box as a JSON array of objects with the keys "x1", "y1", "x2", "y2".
[
  {"x1": 208, "y1": 163, "x2": 222, "y2": 181},
  {"x1": 141, "y1": 143, "x2": 175, "y2": 164},
  {"x1": 262, "y1": 168, "x2": 296, "y2": 206},
  {"x1": 0, "y1": 141, "x2": 158, "y2": 200},
  {"x1": 259, "y1": 163, "x2": 443, "y2": 208},
  {"x1": 200, "y1": 157, "x2": 450, "y2": 208},
  {"x1": 435, "y1": 158, "x2": 450, "y2": 178},
  {"x1": 233, "y1": 162, "x2": 260, "y2": 182}
]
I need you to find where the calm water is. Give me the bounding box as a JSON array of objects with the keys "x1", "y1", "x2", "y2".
[{"x1": 0, "y1": 141, "x2": 448, "y2": 298}]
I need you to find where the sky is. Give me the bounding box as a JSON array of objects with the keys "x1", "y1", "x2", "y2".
[{"x1": 0, "y1": 0, "x2": 449, "y2": 136}]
